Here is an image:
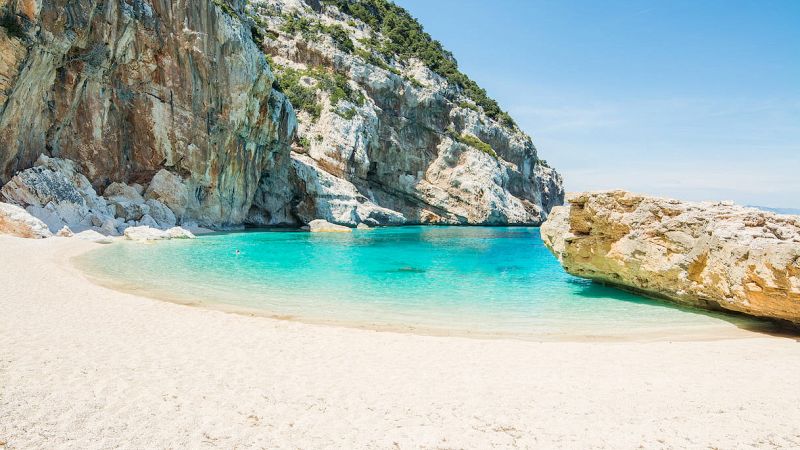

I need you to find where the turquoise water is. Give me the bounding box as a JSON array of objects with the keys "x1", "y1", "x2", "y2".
[{"x1": 75, "y1": 227, "x2": 768, "y2": 339}]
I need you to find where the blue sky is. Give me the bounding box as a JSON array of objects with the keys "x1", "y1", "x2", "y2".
[{"x1": 396, "y1": 0, "x2": 800, "y2": 208}]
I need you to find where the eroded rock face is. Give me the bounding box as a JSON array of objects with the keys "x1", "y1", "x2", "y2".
[
  {"x1": 541, "y1": 191, "x2": 800, "y2": 325},
  {"x1": 0, "y1": 0, "x2": 295, "y2": 227},
  {"x1": 1, "y1": 155, "x2": 114, "y2": 232},
  {"x1": 249, "y1": 0, "x2": 563, "y2": 226},
  {"x1": 1, "y1": 0, "x2": 561, "y2": 229}
]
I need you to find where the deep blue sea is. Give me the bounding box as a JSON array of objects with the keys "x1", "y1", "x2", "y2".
[{"x1": 75, "y1": 226, "x2": 768, "y2": 339}]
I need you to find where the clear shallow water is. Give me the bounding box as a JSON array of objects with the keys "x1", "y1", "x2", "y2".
[{"x1": 75, "y1": 227, "x2": 771, "y2": 339}]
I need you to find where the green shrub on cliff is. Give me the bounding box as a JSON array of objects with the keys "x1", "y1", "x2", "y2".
[
  {"x1": 211, "y1": 0, "x2": 238, "y2": 18},
  {"x1": 271, "y1": 63, "x2": 365, "y2": 120},
  {"x1": 282, "y1": 14, "x2": 354, "y2": 53},
  {"x1": 455, "y1": 134, "x2": 498, "y2": 159},
  {"x1": 321, "y1": 0, "x2": 516, "y2": 129},
  {"x1": 272, "y1": 66, "x2": 322, "y2": 120},
  {"x1": 336, "y1": 106, "x2": 357, "y2": 120}
]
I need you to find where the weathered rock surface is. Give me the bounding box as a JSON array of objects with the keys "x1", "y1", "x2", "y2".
[
  {"x1": 124, "y1": 226, "x2": 196, "y2": 241},
  {"x1": 541, "y1": 191, "x2": 800, "y2": 325},
  {"x1": 145, "y1": 199, "x2": 177, "y2": 228},
  {"x1": 249, "y1": 0, "x2": 563, "y2": 226},
  {"x1": 289, "y1": 153, "x2": 405, "y2": 226},
  {"x1": 144, "y1": 170, "x2": 189, "y2": 222},
  {"x1": 308, "y1": 219, "x2": 351, "y2": 233},
  {"x1": 0, "y1": 0, "x2": 295, "y2": 227},
  {"x1": 1, "y1": 0, "x2": 561, "y2": 229},
  {"x1": 0, "y1": 202, "x2": 52, "y2": 238},
  {"x1": 1, "y1": 155, "x2": 114, "y2": 233}
]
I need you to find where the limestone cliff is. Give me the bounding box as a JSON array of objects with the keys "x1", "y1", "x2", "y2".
[
  {"x1": 541, "y1": 191, "x2": 800, "y2": 326},
  {"x1": 0, "y1": 0, "x2": 562, "y2": 229},
  {"x1": 247, "y1": 0, "x2": 563, "y2": 226},
  {"x1": 0, "y1": 0, "x2": 295, "y2": 226}
]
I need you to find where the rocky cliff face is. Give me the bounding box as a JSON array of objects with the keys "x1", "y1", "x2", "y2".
[
  {"x1": 247, "y1": 0, "x2": 563, "y2": 226},
  {"x1": 0, "y1": 0, "x2": 295, "y2": 226},
  {"x1": 0, "y1": 0, "x2": 562, "y2": 229},
  {"x1": 541, "y1": 191, "x2": 800, "y2": 326}
]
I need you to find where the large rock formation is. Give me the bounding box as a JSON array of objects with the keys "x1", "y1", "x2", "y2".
[
  {"x1": 248, "y1": 0, "x2": 563, "y2": 226},
  {"x1": 0, "y1": 0, "x2": 295, "y2": 227},
  {"x1": 541, "y1": 191, "x2": 800, "y2": 326},
  {"x1": 0, "y1": 0, "x2": 561, "y2": 229}
]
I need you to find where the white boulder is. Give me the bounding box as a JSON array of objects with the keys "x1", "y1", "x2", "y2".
[
  {"x1": 124, "y1": 225, "x2": 196, "y2": 241},
  {"x1": 0, "y1": 155, "x2": 113, "y2": 233},
  {"x1": 124, "y1": 226, "x2": 168, "y2": 241},
  {"x1": 165, "y1": 227, "x2": 196, "y2": 239},
  {"x1": 0, "y1": 202, "x2": 53, "y2": 238}
]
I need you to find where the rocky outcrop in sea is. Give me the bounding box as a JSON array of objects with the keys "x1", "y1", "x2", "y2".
[
  {"x1": 541, "y1": 191, "x2": 800, "y2": 326},
  {"x1": 0, "y1": 0, "x2": 562, "y2": 230}
]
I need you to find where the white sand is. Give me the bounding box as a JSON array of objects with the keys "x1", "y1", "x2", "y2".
[{"x1": 1, "y1": 235, "x2": 799, "y2": 449}]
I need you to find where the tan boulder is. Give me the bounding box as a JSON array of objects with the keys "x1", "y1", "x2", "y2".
[
  {"x1": 144, "y1": 170, "x2": 189, "y2": 221},
  {"x1": 541, "y1": 191, "x2": 800, "y2": 325}
]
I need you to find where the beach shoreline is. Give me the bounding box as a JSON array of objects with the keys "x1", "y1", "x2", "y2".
[
  {"x1": 73, "y1": 244, "x2": 787, "y2": 344},
  {"x1": 2, "y1": 235, "x2": 800, "y2": 448}
]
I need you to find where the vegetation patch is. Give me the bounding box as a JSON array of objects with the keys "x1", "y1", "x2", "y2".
[
  {"x1": 335, "y1": 106, "x2": 357, "y2": 120},
  {"x1": 282, "y1": 14, "x2": 354, "y2": 53},
  {"x1": 458, "y1": 101, "x2": 480, "y2": 113},
  {"x1": 321, "y1": 0, "x2": 516, "y2": 129},
  {"x1": 455, "y1": 133, "x2": 498, "y2": 159},
  {"x1": 270, "y1": 62, "x2": 365, "y2": 121},
  {"x1": 211, "y1": 0, "x2": 238, "y2": 18},
  {"x1": 271, "y1": 65, "x2": 323, "y2": 120}
]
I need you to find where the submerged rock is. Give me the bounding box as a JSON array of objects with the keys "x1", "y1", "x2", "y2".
[
  {"x1": 308, "y1": 219, "x2": 352, "y2": 233},
  {"x1": 541, "y1": 191, "x2": 800, "y2": 326},
  {"x1": 0, "y1": 202, "x2": 52, "y2": 238}
]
